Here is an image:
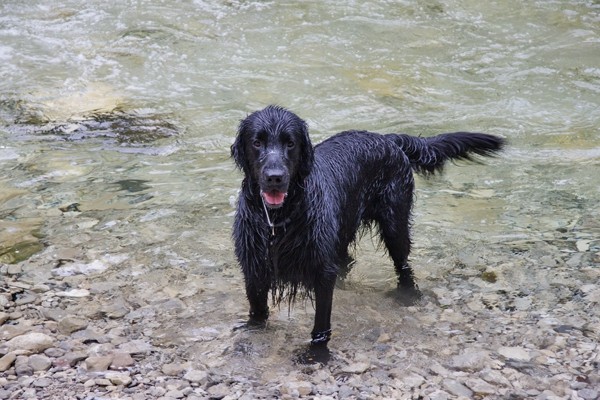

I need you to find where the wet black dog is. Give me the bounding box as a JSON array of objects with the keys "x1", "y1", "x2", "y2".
[{"x1": 231, "y1": 105, "x2": 504, "y2": 351}]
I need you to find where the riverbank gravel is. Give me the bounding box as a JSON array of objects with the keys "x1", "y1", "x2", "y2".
[{"x1": 1, "y1": 209, "x2": 598, "y2": 399}]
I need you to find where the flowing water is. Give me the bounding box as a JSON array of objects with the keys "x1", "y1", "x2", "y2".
[{"x1": 1, "y1": 0, "x2": 599, "y2": 384}]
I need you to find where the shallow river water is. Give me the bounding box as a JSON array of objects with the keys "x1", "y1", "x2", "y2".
[{"x1": 0, "y1": 1, "x2": 599, "y2": 399}]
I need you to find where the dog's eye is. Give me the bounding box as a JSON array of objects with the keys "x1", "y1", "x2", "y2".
[
  {"x1": 252, "y1": 140, "x2": 262, "y2": 148},
  {"x1": 287, "y1": 141, "x2": 295, "y2": 149}
]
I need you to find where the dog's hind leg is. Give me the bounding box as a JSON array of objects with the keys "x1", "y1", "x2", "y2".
[{"x1": 376, "y1": 187, "x2": 422, "y2": 304}]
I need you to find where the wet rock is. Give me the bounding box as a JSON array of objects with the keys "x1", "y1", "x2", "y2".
[
  {"x1": 85, "y1": 355, "x2": 113, "y2": 372},
  {"x1": 498, "y1": 346, "x2": 531, "y2": 362},
  {"x1": 4, "y1": 332, "x2": 54, "y2": 353},
  {"x1": 58, "y1": 316, "x2": 89, "y2": 334}
]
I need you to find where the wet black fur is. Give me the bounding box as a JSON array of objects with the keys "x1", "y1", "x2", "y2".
[{"x1": 231, "y1": 105, "x2": 505, "y2": 346}]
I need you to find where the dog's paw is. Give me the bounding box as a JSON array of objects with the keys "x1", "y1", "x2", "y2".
[
  {"x1": 292, "y1": 344, "x2": 331, "y2": 365},
  {"x1": 387, "y1": 285, "x2": 423, "y2": 306},
  {"x1": 232, "y1": 317, "x2": 268, "y2": 332}
]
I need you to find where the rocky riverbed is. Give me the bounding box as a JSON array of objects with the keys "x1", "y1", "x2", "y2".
[{"x1": 1, "y1": 202, "x2": 599, "y2": 400}]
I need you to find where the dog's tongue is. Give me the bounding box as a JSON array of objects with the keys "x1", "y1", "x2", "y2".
[{"x1": 262, "y1": 191, "x2": 286, "y2": 206}]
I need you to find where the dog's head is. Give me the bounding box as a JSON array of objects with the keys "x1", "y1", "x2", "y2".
[{"x1": 232, "y1": 105, "x2": 313, "y2": 208}]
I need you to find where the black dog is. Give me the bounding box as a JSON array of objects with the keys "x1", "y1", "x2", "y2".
[{"x1": 231, "y1": 105, "x2": 504, "y2": 349}]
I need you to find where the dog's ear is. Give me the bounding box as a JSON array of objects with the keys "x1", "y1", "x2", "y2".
[
  {"x1": 231, "y1": 118, "x2": 250, "y2": 175},
  {"x1": 297, "y1": 120, "x2": 314, "y2": 179}
]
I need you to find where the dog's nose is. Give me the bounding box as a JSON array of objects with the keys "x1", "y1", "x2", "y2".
[{"x1": 265, "y1": 169, "x2": 285, "y2": 184}]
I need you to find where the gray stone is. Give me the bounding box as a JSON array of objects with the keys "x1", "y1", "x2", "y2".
[
  {"x1": 450, "y1": 350, "x2": 491, "y2": 371},
  {"x1": 14, "y1": 293, "x2": 37, "y2": 306},
  {"x1": 0, "y1": 353, "x2": 16, "y2": 372},
  {"x1": 58, "y1": 316, "x2": 89, "y2": 334},
  {"x1": 117, "y1": 339, "x2": 153, "y2": 355},
  {"x1": 207, "y1": 383, "x2": 230, "y2": 399},
  {"x1": 402, "y1": 372, "x2": 425, "y2": 388},
  {"x1": 342, "y1": 362, "x2": 370, "y2": 374},
  {"x1": 465, "y1": 378, "x2": 497, "y2": 395},
  {"x1": 162, "y1": 362, "x2": 188, "y2": 376},
  {"x1": 4, "y1": 332, "x2": 54, "y2": 354},
  {"x1": 15, "y1": 358, "x2": 33, "y2": 377},
  {"x1": 110, "y1": 352, "x2": 135, "y2": 370},
  {"x1": 427, "y1": 390, "x2": 450, "y2": 400},
  {"x1": 44, "y1": 347, "x2": 65, "y2": 358},
  {"x1": 105, "y1": 371, "x2": 132, "y2": 386},
  {"x1": 85, "y1": 355, "x2": 113, "y2": 372},
  {"x1": 443, "y1": 379, "x2": 473, "y2": 398},
  {"x1": 165, "y1": 389, "x2": 185, "y2": 398},
  {"x1": 33, "y1": 377, "x2": 52, "y2": 388},
  {"x1": 498, "y1": 346, "x2": 531, "y2": 362},
  {"x1": 63, "y1": 351, "x2": 88, "y2": 367},
  {"x1": 0, "y1": 323, "x2": 32, "y2": 341},
  {"x1": 183, "y1": 370, "x2": 209, "y2": 385},
  {"x1": 577, "y1": 389, "x2": 599, "y2": 400},
  {"x1": 28, "y1": 354, "x2": 51, "y2": 371},
  {"x1": 282, "y1": 380, "x2": 313, "y2": 396}
]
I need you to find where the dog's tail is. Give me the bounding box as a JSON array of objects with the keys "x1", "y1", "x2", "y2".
[{"x1": 389, "y1": 132, "x2": 505, "y2": 175}]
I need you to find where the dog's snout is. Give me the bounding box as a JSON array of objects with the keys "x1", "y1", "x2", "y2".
[{"x1": 265, "y1": 168, "x2": 285, "y2": 184}]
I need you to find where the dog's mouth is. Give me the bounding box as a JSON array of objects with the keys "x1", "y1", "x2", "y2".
[{"x1": 261, "y1": 190, "x2": 287, "y2": 208}]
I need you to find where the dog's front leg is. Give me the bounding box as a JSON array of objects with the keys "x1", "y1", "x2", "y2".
[
  {"x1": 246, "y1": 280, "x2": 269, "y2": 324},
  {"x1": 311, "y1": 279, "x2": 335, "y2": 346}
]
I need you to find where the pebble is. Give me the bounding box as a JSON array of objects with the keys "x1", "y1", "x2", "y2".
[{"x1": 0, "y1": 196, "x2": 595, "y2": 400}]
